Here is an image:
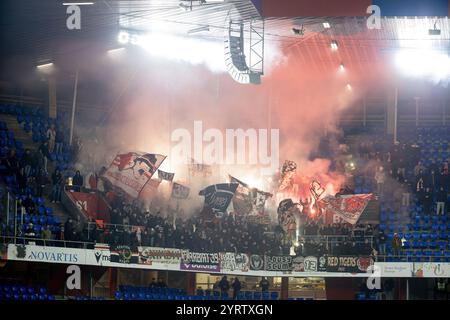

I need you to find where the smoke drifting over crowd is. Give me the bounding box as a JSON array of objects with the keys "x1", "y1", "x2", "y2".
[{"x1": 74, "y1": 36, "x2": 371, "y2": 209}]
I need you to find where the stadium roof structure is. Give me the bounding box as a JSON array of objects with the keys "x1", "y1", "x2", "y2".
[{"x1": 1, "y1": 1, "x2": 450, "y2": 87}]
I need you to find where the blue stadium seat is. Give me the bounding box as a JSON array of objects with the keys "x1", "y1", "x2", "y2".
[{"x1": 196, "y1": 289, "x2": 204, "y2": 296}]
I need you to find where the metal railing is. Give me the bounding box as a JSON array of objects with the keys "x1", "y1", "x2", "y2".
[{"x1": 0, "y1": 235, "x2": 94, "y2": 249}]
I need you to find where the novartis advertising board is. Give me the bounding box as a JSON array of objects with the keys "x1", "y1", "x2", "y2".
[{"x1": 4, "y1": 243, "x2": 449, "y2": 278}]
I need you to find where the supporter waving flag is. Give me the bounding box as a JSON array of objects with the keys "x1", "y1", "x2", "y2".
[
  {"x1": 103, "y1": 152, "x2": 166, "y2": 198},
  {"x1": 199, "y1": 183, "x2": 239, "y2": 213}
]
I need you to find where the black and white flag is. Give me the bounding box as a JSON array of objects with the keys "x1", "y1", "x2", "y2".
[
  {"x1": 199, "y1": 183, "x2": 239, "y2": 213},
  {"x1": 171, "y1": 182, "x2": 190, "y2": 199},
  {"x1": 158, "y1": 170, "x2": 175, "y2": 182}
]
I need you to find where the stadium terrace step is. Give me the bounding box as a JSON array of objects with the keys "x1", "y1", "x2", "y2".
[{"x1": 42, "y1": 199, "x2": 70, "y2": 223}]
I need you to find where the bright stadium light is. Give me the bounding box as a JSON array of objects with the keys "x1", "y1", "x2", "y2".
[
  {"x1": 107, "y1": 47, "x2": 124, "y2": 54},
  {"x1": 346, "y1": 84, "x2": 352, "y2": 90},
  {"x1": 117, "y1": 31, "x2": 130, "y2": 44},
  {"x1": 187, "y1": 25, "x2": 210, "y2": 35},
  {"x1": 36, "y1": 62, "x2": 54, "y2": 69},
  {"x1": 119, "y1": 30, "x2": 225, "y2": 72},
  {"x1": 62, "y1": 2, "x2": 94, "y2": 5},
  {"x1": 395, "y1": 49, "x2": 450, "y2": 81},
  {"x1": 323, "y1": 22, "x2": 331, "y2": 29}
]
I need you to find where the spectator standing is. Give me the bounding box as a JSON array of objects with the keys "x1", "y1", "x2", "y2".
[
  {"x1": 374, "y1": 166, "x2": 386, "y2": 196},
  {"x1": 378, "y1": 230, "x2": 387, "y2": 257},
  {"x1": 6, "y1": 149, "x2": 19, "y2": 175},
  {"x1": 42, "y1": 225, "x2": 52, "y2": 244},
  {"x1": 259, "y1": 277, "x2": 270, "y2": 292},
  {"x1": 423, "y1": 187, "x2": 433, "y2": 215},
  {"x1": 136, "y1": 227, "x2": 142, "y2": 246},
  {"x1": 436, "y1": 187, "x2": 446, "y2": 215},
  {"x1": 401, "y1": 180, "x2": 411, "y2": 207},
  {"x1": 392, "y1": 233, "x2": 402, "y2": 258},
  {"x1": 20, "y1": 149, "x2": 33, "y2": 177},
  {"x1": 231, "y1": 277, "x2": 241, "y2": 300},
  {"x1": 218, "y1": 276, "x2": 230, "y2": 297},
  {"x1": 46, "y1": 124, "x2": 56, "y2": 154},
  {"x1": 35, "y1": 168, "x2": 47, "y2": 198},
  {"x1": 72, "y1": 170, "x2": 84, "y2": 192},
  {"x1": 24, "y1": 223, "x2": 35, "y2": 238},
  {"x1": 38, "y1": 142, "x2": 51, "y2": 173},
  {"x1": 51, "y1": 168, "x2": 63, "y2": 203},
  {"x1": 55, "y1": 128, "x2": 64, "y2": 155},
  {"x1": 414, "y1": 161, "x2": 425, "y2": 177}
]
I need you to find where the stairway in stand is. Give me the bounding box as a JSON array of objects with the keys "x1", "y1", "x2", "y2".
[{"x1": 1, "y1": 113, "x2": 69, "y2": 224}]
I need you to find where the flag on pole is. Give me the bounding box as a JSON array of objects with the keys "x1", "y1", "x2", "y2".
[
  {"x1": 103, "y1": 152, "x2": 166, "y2": 198},
  {"x1": 158, "y1": 170, "x2": 175, "y2": 182},
  {"x1": 229, "y1": 175, "x2": 272, "y2": 216},
  {"x1": 199, "y1": 183, "x2": 239, "y2": 213}
]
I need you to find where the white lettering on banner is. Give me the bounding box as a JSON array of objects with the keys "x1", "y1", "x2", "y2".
[
  {"x1": 66, "y1": 265, "x2": 81, "y2": 290},
  {"x1": 220, "y1": 253, "x2": 249, "y2": 272},
  {"x1": 138, "y1": 247, "x2": 181, "y2": 265},
  {"x1": 181, "y1": 251, "x2": 219, "y2": 264},
  {"x1": 7, "y1": 245, "x2": 85, "y2": 264},
  {"x1": 303, "y1": 256, "x2": 318, "y2": 272},
  {"x1": 265, "y1": 256, "x2": 292, "y2": 271}
]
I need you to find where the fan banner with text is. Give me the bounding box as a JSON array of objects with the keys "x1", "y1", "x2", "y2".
[{"x1": 103, "y1": 152, "x2": 166, "y2": 198}]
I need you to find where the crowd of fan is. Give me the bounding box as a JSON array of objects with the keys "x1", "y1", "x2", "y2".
[
  {"x1": 4, "y1": 118, "x2": 449, "y2": 259},
  {"x1": 0, "y1": 120, "x2": 86, "y2": 242},
  {"x1": 355, "y1": 139, "x2": 450, "y2": 214},
  {"x1": 91, "y1": 198, "x2": 290, "y2": 255}
]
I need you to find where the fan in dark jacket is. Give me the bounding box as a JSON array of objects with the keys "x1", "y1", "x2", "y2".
[{"x1": 72, "y1": 171, "x2": 84, "y2": 192}]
